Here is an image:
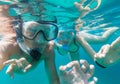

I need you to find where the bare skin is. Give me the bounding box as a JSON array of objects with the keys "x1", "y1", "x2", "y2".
[
  {"x1": 95, "y1": 36, "x2": 120, "y2": 67},
  {"x1": 76, "y1": 34, "x2": 120, "y2": 67},
  {"x1": 59, "y1": 59, "x2": 98, "y2": 84},
  {"x1": 73, "y1": 0, "x2": 120, "y2": 68},
  {"x1": 74, "y1": 0, "x2": 101, "y2": 31},
  {"x1": 74, "y1": 0, "x2": 101, "y2": 18},
  {"x1": 0, "y1": 5, "x2": 60, "y2": 84},
  {"x1": 22, "y1": 21, "x2": 60, "y2": 84},
  {"x1": 56, "y1": 27, "x2": 118, "y2": 62},
  {"x1": 0, "y1": 4, "x2": 18, "y2": 70},
  {"x1": 1, "y1": 0, "x2": 119, "y2": 83}
]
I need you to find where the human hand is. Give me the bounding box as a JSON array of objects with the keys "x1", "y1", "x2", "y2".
[
  {"x1": 94, "y1": 44, "x2": 110, "y2": 62},
  {"x1": 74, "y1": 0, "x2": 101, "y2": 11},
  {"x1": 74, "y1": 0, "x2": 101, "y2": 18},
  {"x1": 94, "y1": 37, "x2": 120, "y2": 68},
  {"x1": 3, "y1": 58, "x2": 32, "y2": 78},
  {"x1": 59, "y1": 59, "x2": 97, "y2": 84}
]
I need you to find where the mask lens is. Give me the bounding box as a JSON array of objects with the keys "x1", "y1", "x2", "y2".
[
  {"x1": 22, "y1": 22, "x2": 58, "y2": 41},
  {"x1": 43, "y1": 24, "x2": 58, "y2": 41}
]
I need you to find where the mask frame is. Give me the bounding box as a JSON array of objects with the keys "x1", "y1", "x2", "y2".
[{"x1": 22, "y1": 20, "x2": 58, "y2": 41}]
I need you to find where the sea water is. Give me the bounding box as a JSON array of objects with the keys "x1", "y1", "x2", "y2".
[{"x1": 0, "y1": 0, "x2": 120, "y2": 84}]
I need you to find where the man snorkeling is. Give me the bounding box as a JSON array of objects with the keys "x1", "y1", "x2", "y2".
[{"x1": 0, "y1": 4, "x2": 60, "y2": 84}]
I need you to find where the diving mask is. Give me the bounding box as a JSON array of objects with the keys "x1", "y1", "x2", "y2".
[
  {"x1": 14, "y1": 15, "x2": 58, "y2": 61},
  {"x1": 22, "y1": 21, "x2": 58, "y2": 41}
]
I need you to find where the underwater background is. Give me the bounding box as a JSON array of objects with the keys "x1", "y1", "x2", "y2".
[{"x1": 0, "y1": 0, "x2": 120, "y2": 84}]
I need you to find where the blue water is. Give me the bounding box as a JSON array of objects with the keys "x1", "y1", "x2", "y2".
[{"x1": 0, "y1": 0, "x2": 120, "y2": 84}]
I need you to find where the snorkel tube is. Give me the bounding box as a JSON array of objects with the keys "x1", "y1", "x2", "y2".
[
  {"x1": 17, "y1": 38, "x2": 41, "y2": 61},
  {"x1": 14, "y1": 15, "x2": 42, "y2": 61}
]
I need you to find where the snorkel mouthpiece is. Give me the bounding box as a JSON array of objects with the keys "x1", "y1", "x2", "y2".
[
  {"x1": 29, "y1": 48, "x2": 42, "y2": 61},
  {"x1": 17, "y1": 38, "x2": 42, "y2": 61}
]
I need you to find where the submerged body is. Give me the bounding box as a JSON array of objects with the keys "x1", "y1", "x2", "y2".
[
  {"x1": 0, "y1": 4, "x2": 60, "y2": 84},
  {"x1": 1, "y1": 0, "x2": 120, "y2": 84}
]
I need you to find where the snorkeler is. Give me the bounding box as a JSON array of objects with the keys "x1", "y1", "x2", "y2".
[
  {"x1": 0, "y1": 4, "x2": 60, "y2": 84},
  {"x1": 55, "y1": 0, "x2": 119, "y2": 68},
  {"x1": 55, "y1": 27, "x2": 118, "y2": 61}
]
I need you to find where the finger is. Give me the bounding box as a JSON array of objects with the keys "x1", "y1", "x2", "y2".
[
  {"x1": 23, "y1": 64, "x2": 32, "y2": 72},
  {"x1": 93, "y1": 77, "x2": 98, "y2": 84},
  {"x1": 19, "y1": 58, "x2": 26, "y2": 62},
  {"x1": 6, "y1": 64, "x2": 15, "y2": 78},
  {"x1": 6, "y1": 64, "x2": 15, "y2": 74},
  {"x1": 87, "y1": 65, "x2": 95, "y2": 78},
  {"x1": 66, "y1": 61, "x2": 80, "y2": 69},
  {"x1": 3, "y1": 59, "x2": 17, "y2": 65},
  {"x1": 59, "y1": 61, "x2": 79, "y2": 75},
  {"x1": 88, "y1": 77, "x2": 98, "y2": 84},
  {"x1": 80, "y1": 59, "x2": 90, "y2": 73},
  {"x1": 101, "y1": 44, "x2": 110, "y2": 55},
  {"x1": 59, "y1": 65, "x2": 67, "y2": 75},
  {"x1": 16, "y1": 58, "x2": 27, "y2": 65}
]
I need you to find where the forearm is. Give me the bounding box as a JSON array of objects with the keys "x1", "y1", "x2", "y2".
[
  {"x1": 0, "y1": 0, "x2": 16, "y2": 5},
  {"x1": 44, "y1": 52, "x2": 60, "y2": 84},
  {"x1": 111, "y1": 36, "x2": 120, "y2": 48},
  {"x1": 76, "y1": 34, "x2": 96, "y2": 60},
  {"x1": 78, "y1": 28, "x2": 118, "y2": 43}
]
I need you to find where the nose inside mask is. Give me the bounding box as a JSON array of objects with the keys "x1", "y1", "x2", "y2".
[{"x1": 35, "y1": 33, "x2": 46, "y2": 43}]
